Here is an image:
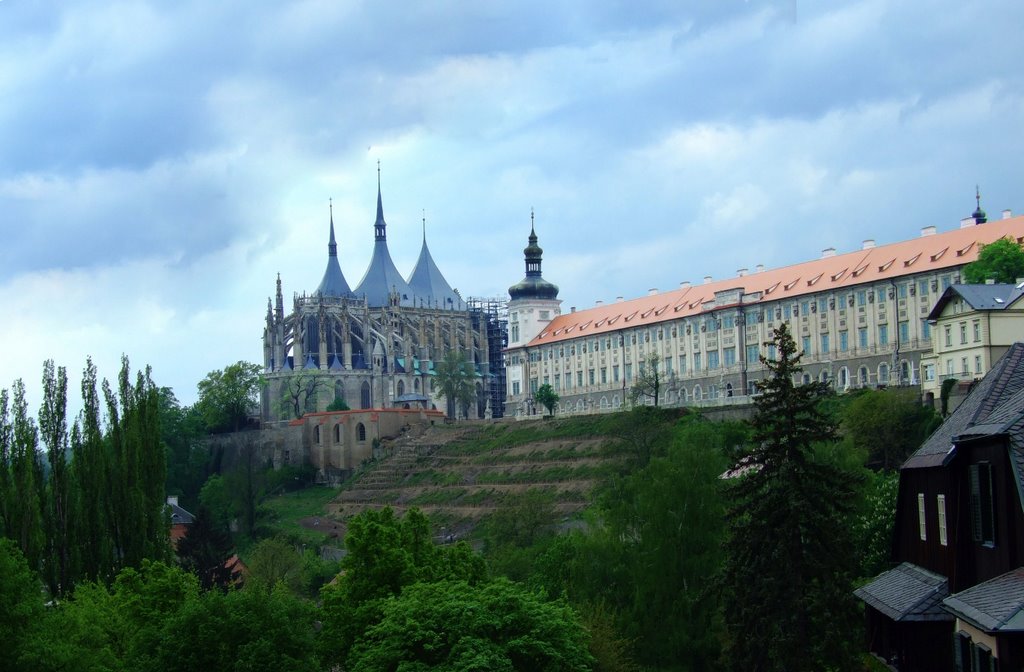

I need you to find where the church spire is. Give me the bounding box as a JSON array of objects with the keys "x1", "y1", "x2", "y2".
[
  {"x1": 328, "y1": 198, "x2": 338, "y2": 257},
  {"x1": 375, "y1": 160, "x2": 387, "y2": 242},
  {"x1": 275, "y1": 273, "x2": 284, "y2": 321}
]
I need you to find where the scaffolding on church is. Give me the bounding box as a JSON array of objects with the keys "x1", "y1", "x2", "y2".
[{"x1": 467, "y1": 296, "x2": 508, "y2": 418}]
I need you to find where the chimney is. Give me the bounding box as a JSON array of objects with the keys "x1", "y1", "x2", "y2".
[
  {"x1": 737, "y1": 268, "x2": 748, "y2": 277},
  {"x1": 1004, "y1": 209, "x2": 1013, "y2": 220},
  {"x1": 595, "y1": 300, "x2": 603, "y2": 307},
  {"x1": 648, "y1": 288, "x2": 658, "y2": 296},
  {"x1": 570, "y1": 307, "x2": 576, "y2": 313},
  {"x1": 616, "y1": 296, "x2": 625, "y2": 303},
  {"x1": 756, "y1": 264, "x2": 765, "y2": 273},
  {"x1": 822, "y1": 247, "x2": 836, "y2": 258},
  {"x1": 985, "y1": 279, "x2": 996, "y2": 285},
  {"x1": 862, "y1": 239, "x2": 875, "y2": 250},
  {"x1": 960, "y1": 217, "x2": 976, "y2": 228},
  {"x1": 703, "y1": 275, "x2": 713, "y2": 284},
  {"x1": 920, "y1": 225, "x2": 937, "y2": 237},
  {"x1": 679, "y1": 281, "x2": 691, "y2": 290},
  {"x1": 167, "y1": 495, "x2": 179, "y2": 507}
]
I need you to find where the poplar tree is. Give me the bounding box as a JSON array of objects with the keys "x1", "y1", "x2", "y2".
[
  {"x1": 8, "y1": 380, "x2": 44, "y2": 575},
  {"x1": 721, "y1": 323, "x2": 860, "y2": 672},
  {"x1": 40, "y1": 360, "x2": 71, "y2": 596},
  {"x1": 71, "y1": 357, "x2": 113, "y2": 582}
]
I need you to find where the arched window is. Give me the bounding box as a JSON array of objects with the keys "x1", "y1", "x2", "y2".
[
  {"x1": 600, "y1": 396, "x2": 609, "y2": 409},
  {"x1": 356, "y1": 423, "x2": 366, "y2": 442},
  {"x1": 305, "y1": 386, "x2": 318, "y2": 414},
  {"x1": 576, "y1": 399, "x2": 584, "y2": 412},
  {"x1": 360, "y1": 381, "x2": 371, "y2": 409},
  {"x1": 681, "y1": 387, "x2": 688, "y2": 402},
  {"x1": 612, "y1": 395, "x2": 621, "y2": 408},
  {"x1": 838, "y1": 367, "x2": 849, "y2": 388},
  {"x1": 397, "y1": 380, "x2": 405, "y2": 397},
  {"x1": 901, "y1": 360, "x2": 911, "y2": 384},
  {"x1": 819, "y1": 370, "x2": 829, "y2": 384},
  {"x1": 314, "y1": 425, "x2": 321, "y2": 444},
  {"x1": 709, "y1": 384, "x2": 718, "y2": 399},
  {"x1": 801, "y1": 373, "x2": 811, "y2": 385},
  {"x1": 693, "y1": 384, "x2": 702, "y2": 400},
  {"x1": 414, "y1": 378, "x2": 420, "y2": 392}
]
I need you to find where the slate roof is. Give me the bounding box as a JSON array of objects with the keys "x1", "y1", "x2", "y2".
[
  {"x1": 926, "y1": 282, "x2": 1024, "y2": 321},
  {"x1": 168, "y1": 502, "x2": 195, "y2": 526},
  {"x1": 316, "y1": 209, "x2": 354, "y2": 297},
  {"x1": 353, "y1": 187, "x2": 414, "y2": 307},
  {"x1": 904, "y1": 342, "x2": 1024, "y2": 469},
  {"x1": 407, "y1": 231, "x2": 465, "y2": 310},
  {"x1": 526, "y1": 215, "x2": 1024, "y2": 347},
  {"x1": 854, "y1": 562, "x2": 951, "y2": 622},
  {"x1": 944, "y1": 567, "x2": 1024, "y2": 632}
]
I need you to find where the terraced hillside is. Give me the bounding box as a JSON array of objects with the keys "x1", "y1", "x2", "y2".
[{"x1": 321, "y1": 414, "x2": 633, "y2": 539}]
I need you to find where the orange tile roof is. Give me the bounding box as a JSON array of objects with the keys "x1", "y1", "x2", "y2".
[{"x1": 527, "y1": 216, "x2": 1024, "y2": 348}]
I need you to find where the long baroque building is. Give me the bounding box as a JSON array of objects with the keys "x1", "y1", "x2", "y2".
[
  {"x1": 262, "y1": 178, "x2": 500, "y2": 423},
  {"x1": 506, "y1": 202, "x2": 1024, "y2": 416}
]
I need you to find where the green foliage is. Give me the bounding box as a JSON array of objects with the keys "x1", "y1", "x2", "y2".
[
  {"x1": 963, "y1": 236, "x2": 1024, "y2": 284},
  {"x1": 0, "y1": 538, "x2": 43, "y2": 672},
  {"x1": 721, "y1": 324, "x2": 861, "y2": 672},
  {"x1": 628, "y1": 352, "x2": 662, "y2": 407},
  {"x1": 433, "y1": 350, "x2": 477, "y2": 419},
  {"x1": 841, "y1": 388, "x2": 940, "y2": 470},
  {"x1": 176, "y1": 505, "x2": 237, "y2": 591},
  {"x1": 196, "y1": 361, "x2": 263, "y2": 433},
  {"x1": 319, "y1": 507, "x2": 487, "y2": 669},
  {"x1": 159, "y1": 387, "x2": 209, "y2": 509},
  {"x1": 247, "y1": 537, "x2": 304, "y2": 592},
  {"x1": 347, "y1": 578, "x2": 594, "y2": 672},
  {"x1": 278, "y1": 370, "x2": 332, "y2": 419},
  {"x1": 608, "y1": 405, "x2": 676, "y2": 468},
  {"x1": 856, "y1": 470, "x2": 900, "y2": 577},
  {"x1": 941, "y1": 376, "x2": 959, "y2": 417},
  {"x1": 326, "y1": 395, "x2": 350, "y2": 411},
  {"x1": 535, "y1": 382, "x2": 560, "y2": 416}
]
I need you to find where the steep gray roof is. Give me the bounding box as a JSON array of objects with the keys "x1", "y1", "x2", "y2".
[
  {"x1": 353, "y1": 186, "x2": 414, "y2": 307},
  {"x1": 944, "y1": 567, "x2": 1024, "y2": 632},
  {"x1": 316, "y1": 207, "x2": 354, "y2": 297},
  {"x1": 926, "y1": 282, "x2": 1024, "y2": 321},
  {"x1": 854, "y1": 562, "x2": 951, "y2": 622},
  {"x1": 407, "y1": 229, "x2": 464, "y2": 310},
  {"x1": 904, "y1": 342, "x2": 1024, "y2": 469}
]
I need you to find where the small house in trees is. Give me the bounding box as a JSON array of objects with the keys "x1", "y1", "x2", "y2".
[
  {"x1": 920, "y1": 282, "x2": 1024, "y2": 408},
  {"x1": 856, "y1": 342, "x2": 1024, "y2": 671},
  {"x1": 167, "y1": 495, "x2": 195, "y2": 548}
]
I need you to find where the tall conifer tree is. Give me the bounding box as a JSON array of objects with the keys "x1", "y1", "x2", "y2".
[
  {"x1": 71, "y1": 358, "x2": 113, "y2": 582},
  {"x1": 721, "y1": 323, "x2": 859, "y2": 672},
  {"x1": 8, "y1": 380, "x2": 44, "y2": 575}
]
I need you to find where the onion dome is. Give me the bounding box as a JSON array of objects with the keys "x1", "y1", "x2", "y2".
[{"x1": 509, "y1": 212, "x2": 559, "y2": 301}]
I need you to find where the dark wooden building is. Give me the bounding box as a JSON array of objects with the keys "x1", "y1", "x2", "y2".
[{"x1": 856, "y1": 342, "x2": 1024, "y2": 671}]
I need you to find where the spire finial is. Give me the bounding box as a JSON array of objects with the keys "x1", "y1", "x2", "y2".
[
  {"x1": 976, "y1": 184, "x2": 981, "y2": 209},
  {"x1": 327, "y1": 198, "x2": 338, "y2": 256},
  {"x1": 377, "y1": 159, "x2": 381, "y2": 190},
  {"x1": 422, "y1": 209, "x2": 426, "y2": 242}
]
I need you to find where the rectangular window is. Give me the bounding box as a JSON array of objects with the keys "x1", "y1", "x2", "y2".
[
  {"x1": 975, "y1": 356, "x2": 982, "y2": 374},
  {"x1": 899, "y1": 321, "x2": 909, "y2": 344},
  {"x1": 969, "y1": 463, "x2": 996, "y2": 545},
  {"x1": 840, "y1": 331, "x2": 849, "y2": 352},
  {"x1": 961, "y1": 357, "x2": 969, "y2": 375},
  {"x1": 899, "y1": 283, "x2": 908, "y2": 299},
  {"x1": 723, "y1": 348, "x2": 736, "y2": 367},
  {"x1": 552, "y1": 376, "x2": 560, "y2": 391},
  {"x1": 564, "y1": 373, "x2": 571, "y2": 389},
  {"x1": 679, "y1": 355, "x2": 686, "y2": 374},
  {"x1": 947, "y1": 359, "x2": 954, "y2": 376},
  {"x1": 879, "y1": 324, "x2": 889, "y2": 346},
  {"x1": 624, "y1": 364, "x2": 632, "y2": 382},
  {"x1": 694, "y1": 353, "x2": 702, "y2": 371},
  {"x1": 919, "y1": 279, "x2": 930, "y2": 295},
  {"x1": 512, "y1": 381, "x2": 521, "y2": 396},
  {"x1": 664, "y1": 357, "x2": 673, "y2": 375},
  {"x1": 588, "y1": 369, "x2": 595, "y2": 386},
  {"x1": 577, "y1": 371, "x2": 583, "y2": 387},
  {"x1": 918, "y1": 493, "x2": 927, "y2": 541},
  {"x1": 783, "y1": 304, "x2": 792, "y2": 320},
  {"x1": 613, "y1": 365, "x2": 619, "y2": 382},
  {"x1": 820, "y1": 333, "x2": 830, "y2": 353},
  {"x1": 707, "y1": 351, "x2": 720, "y2": 370},
  {"x1": 600, "y1": 367, "x2": 607, "y2": 384},
  {"x1": 723, "y1": 315, "x2": 735, "y2": 329},
  {"x1": 942, "y1": 275, "x2": 952, "y2": 290},
  {"x1": 801, "y1": 336, "x2": 811, "y2": 354},
  {"x1": 924, "y1": 364, "x2": 935, "y2": 382},
  {"x1": 877, "y1": 288, "x2": 887, "y2": 303},
  {"x1": 922, "y1": 320, "x2": 931, "y2": 339},
  {"x1": 960, "y1": 323, "x2": 968, "y2": 345},
  {"x1": 973, "y1": 320, "x2": 981, "y2": 342},
  {"x1": 937, "y1": 495, "x2": 948, "y2": 546},
  {"x1": 818, "y1": 298, "x2": 828, "y2": 313},
  {"x1": 859, "y1": 327, "x2": 868, "y2": 348},
  {"x1": 746, "y1": 344, "x2": 759, "y2": 363},
  {"x1": 945, "y1": 325, "x2": 952, "y2": 347},
  {"x1": 800, "y1": 301, "x2": 809, "y2": 316},
  {"x1": 530, "y1": 378, "x2": 538, "y2": 394},
  {"x1": 857, "y1": 290, "x2": 867, "y2": 307},
  {"x1": 767, "y1": 345, "x2": 776, "y2": 361}
]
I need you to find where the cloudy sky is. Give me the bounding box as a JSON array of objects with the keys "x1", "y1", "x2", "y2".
[{"x1": 1, "y1": 0, "x2": 1022, "y2": 413}]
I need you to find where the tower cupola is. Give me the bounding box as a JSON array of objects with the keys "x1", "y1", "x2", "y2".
[{"x1": 509, "y1": 211, "x2": 559, "y2": 301}]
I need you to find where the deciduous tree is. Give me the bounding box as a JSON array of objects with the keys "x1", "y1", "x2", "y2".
[
  {"x1": 433, "y1": 350, "x2": 476, "y2": 419},
  {"x1": 628, "y1": 353, "x2": 662, "y2": 407},
  {"x1": 196, "y1": 361, "x2": 263, "y2": 432},
  {"x1": 534, "y1": 382, "x2": 559, "y2": 416},
  {"x1": 963, "y1": 236, "x2": 1024, "y2": 284}
]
